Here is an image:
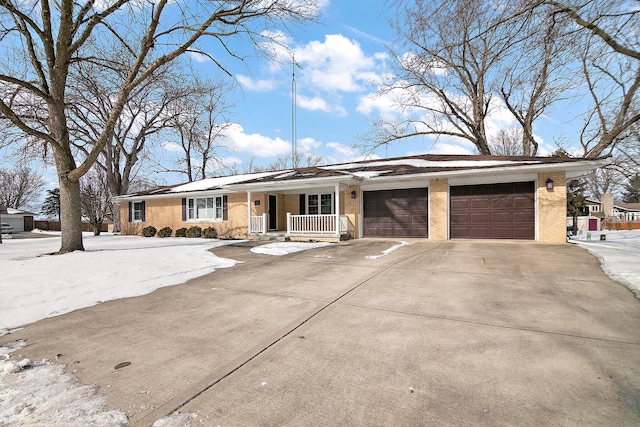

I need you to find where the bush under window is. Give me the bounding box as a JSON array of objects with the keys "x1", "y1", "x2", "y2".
[
  {"x1": 186, "y1": 226, "x2": 202, "y2": 238},
  {"x1": 157, "y1": 227, "x2": 172, "y2": 238},
  {"x1": 142, "y1": 226, "x2": 157, "y2": 237}
]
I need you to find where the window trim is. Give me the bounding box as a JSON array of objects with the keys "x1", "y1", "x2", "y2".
[
  {"x1": 305, "y1": 193, "x2": 334, "y2": 215},
  {"x1": 186, "y1": 195, "x2": 225, "y2": 222},
  {"x1": 130, "y1": 201, "x2": 145, "y2": 223}
]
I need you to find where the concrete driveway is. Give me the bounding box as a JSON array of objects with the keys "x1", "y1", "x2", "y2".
[{"x1": 4, "y1": 240, "x2": 640, "y2": 426}]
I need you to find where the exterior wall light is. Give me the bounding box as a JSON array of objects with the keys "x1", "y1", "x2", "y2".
[
  {"x1": 546, "y1": 178, "x2": 554, "y2": 190},
  {"x1": 350, "y1": 190, "x2": 357, "y2": 199}
]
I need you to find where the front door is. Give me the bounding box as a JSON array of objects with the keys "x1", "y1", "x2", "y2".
[{"x1": 268, "y1": 195, "x2": 277, "y2": 230}]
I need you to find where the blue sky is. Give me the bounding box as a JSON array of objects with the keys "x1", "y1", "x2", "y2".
[
  {"x1": 150, "y1": 0, "x2": 581, "y2": 187},
  {"x1": 1, "y1": 0, "x2": 584, "y2": 191}
]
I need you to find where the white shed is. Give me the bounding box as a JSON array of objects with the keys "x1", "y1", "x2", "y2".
[{"x1": 0, "y1": 207, "x2": 35, "y2": 232}]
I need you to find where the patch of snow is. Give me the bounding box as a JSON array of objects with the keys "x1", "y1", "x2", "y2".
[
  {"x1": 151, "y1": 412, "x2": 198, "y2": 427},
  {"x1": 0, "y1": 235, "x2": 241, "y2": 330},
  {"x1": 351, "y1": 170, "x2": 392, "y2": 178},
  {"x1": 322, "y1": 159, "x2": 529, "y2": 171},
  {"x1": 250, "y1": 241, "x2": 332, "y2": 256},
  {"x1": 571, "y1": 229, "x2": 640, "y2": 298},
  {"x1": 169, "y1": 171, "x2": 286, "y2": 193},
  {"x1": 365, "y1": 241, "x2": 412, "y2": 259},
  {"x1": 0, "y1": 349, "x2": 129, "y2": 426}
]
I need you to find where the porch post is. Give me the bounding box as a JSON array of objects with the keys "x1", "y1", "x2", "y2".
[
  {"x1": 334, "y1": 183, "x2": 340, "y2": 237},
  {"x1": 247, "y1": 191, "x2": 252, "y2": 233},
  {"x1": 286, "y1": 212, "x2": 291, "y2": 235}
]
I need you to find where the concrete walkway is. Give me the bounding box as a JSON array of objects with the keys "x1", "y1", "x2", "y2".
[{"x1": 4, "y1": 240, "x2": 640, "y2": 426}]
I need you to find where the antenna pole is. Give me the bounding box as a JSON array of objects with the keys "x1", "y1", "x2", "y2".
[{"x1": 291, "y1": 57, "x2": 297, "y2": 168}]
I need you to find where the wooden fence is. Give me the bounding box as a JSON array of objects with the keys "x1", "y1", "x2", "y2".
[{"x1": 34, "y1": 220, "x2": 109, "y2": 232}]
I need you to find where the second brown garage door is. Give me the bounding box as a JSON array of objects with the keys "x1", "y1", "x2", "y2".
[
  {"x1": 363, "y1": 188, "x2": 428, "y2": 237},
  {"x1": 450, "y1": 182, "x2": 535, "y2": 239}
]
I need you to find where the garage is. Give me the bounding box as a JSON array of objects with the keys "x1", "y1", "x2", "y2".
[
  {"x1": 450, "y1": 182, "x2": 535, "y2": 239},
  {"x1": 363, "y1": 188, "x2": 428, "y2": 237}
]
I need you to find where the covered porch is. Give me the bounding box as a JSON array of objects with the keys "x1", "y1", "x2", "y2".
[{"x1": 232, "y1": 177, "x2": 361, "y2": 242}]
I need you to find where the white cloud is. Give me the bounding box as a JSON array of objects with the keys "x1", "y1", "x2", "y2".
[
  {"x1": 221, "y1": 123, "x2": 291, "y2": 157},
  {"x1": 298, "y1": 137, "x2": 322, "y2": 152},
  {"x1": 297, "y1": 94, "x2": 347, "y2": 116},
  {"x1": 294, "y1": 34, "x2": 378, "y2": 93},
  {"x1": 325, "y1": 141, "x2": 372, "y2": 164},
  {"x1": 237, "y1": 74, "x2": 279, "y2": 92},
  {"x1": 161, "y1": 142, "x2": 183, "y2": 152},
  {"x1": 187, "y1": 51, "x2": 210, "y2": 63}
]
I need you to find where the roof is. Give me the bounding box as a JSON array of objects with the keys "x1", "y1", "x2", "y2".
[
  {"x1": 116, "y1": 154, "x2": 606, "y2": 200},
  {"x1": 615, "y1": 202, "x2": 640, "y2": 212},
  {"x1": 0, "y1": 206, "x2": 35, "y2": 215}
]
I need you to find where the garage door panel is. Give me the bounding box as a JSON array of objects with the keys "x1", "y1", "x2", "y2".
[
  {"x1": 450, "y1": 182, "x2": 534, "y2": 240},
  {"x1": 514, "y1": 211, "x2": 535, "y2": 222},
  {"x1": 491, "y1": 197, "x2": 511, "y2": 209},
  {"x1": 470, "y1": 212, "x2": 490, "y2": 223},
  {"x1": 470, "y1": 199, "x2": 491, "y2": 209},
  {"x1": 364, "y1": 188, "x2": 428, "y2": 238}
]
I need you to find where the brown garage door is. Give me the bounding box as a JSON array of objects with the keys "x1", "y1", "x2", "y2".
[
  {"x1": 450, "y1": 182, "x2": 535, "y2": 239},
  {"x1": 363, "y1": 188, "x2": 428, "y2": 237}
]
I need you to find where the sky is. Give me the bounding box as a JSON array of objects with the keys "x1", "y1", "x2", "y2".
[
  {"x1": 1, "y1": 231, "x2": 639, "y2": 425},
  {"x1": 153, "y1": 0, "x2": 582, "y2": 186},
  {"x1": 0, "y1": 0, "x2": 588, "y2": 197}
]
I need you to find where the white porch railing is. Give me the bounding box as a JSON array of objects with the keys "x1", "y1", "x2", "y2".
[
  {"x1": 287, "y1": 213, "x2": 350, "y2": 235},
  {"x1": 249, "y1": 213, "x2": 267, "y2": 234}
]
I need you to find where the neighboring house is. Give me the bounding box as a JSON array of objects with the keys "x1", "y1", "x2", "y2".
[
  {"x1": 582, "y1": 197, "x2": 603, "y2": 217},
  {"x1": 613, "y1": 203, "x2": 640, "y2": 221},
  {"x1": 578, "y1": 194, "x2": 640, "y2": 221},
  {"x1": 0, "y1": 206, "x2": 35, "y2": 232},
  {"x1": 114, "y1": 154, "x2": 606, "y2": 243}
]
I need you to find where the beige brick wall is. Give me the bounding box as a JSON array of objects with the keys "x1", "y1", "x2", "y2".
[
  {"x1": 342, "y1": 185, "x2": 361, "y2": 238},
  {"x1": 538, "y1": 171, "x2": 567, "y2": 243},
  {"x1": 120, "y1": 193, "x2": 249, "y2": 238},
  {"x1": 429, "y1": 179, "x2": 448, "y2": 240}
]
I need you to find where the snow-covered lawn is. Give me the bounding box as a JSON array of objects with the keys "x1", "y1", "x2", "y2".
[
  {"x1": 570, "y1": 229, "x2": 640, "y2": 298},
  {"x1": 1, "y1": 232, "x2": 639, "y2": 426},
  {"x1": 0, "y1": 234, "x2": 242, "y2": 333}
]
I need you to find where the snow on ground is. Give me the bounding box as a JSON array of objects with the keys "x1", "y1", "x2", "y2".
[
  {"x1": 250, "y1": 241, "x2": 332, "y2": 255},
  {"x1": 0, "y1": 234, "x2": 241, "y2": 333},
  {"x1": 570, "y1": 229, "x2": 640, "y2": 298},
  {"x1": 364, "y1": 241, "x2": 412, "y2": 259}
]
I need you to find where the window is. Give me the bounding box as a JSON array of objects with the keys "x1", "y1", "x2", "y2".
[
  {"x1": 187, "y1": 196, "x2": 224, "y2": 221},
  {"x1": 129, "y1": 201, "x2": 145, "y2": 222},
  {"x1": 306, "y1": 193, "x2": 333, "y2": 214}
]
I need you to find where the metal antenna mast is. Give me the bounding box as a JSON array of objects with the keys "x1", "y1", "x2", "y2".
[{"x1": 291, "y1": 57, "x2": 297, "y2": 168}]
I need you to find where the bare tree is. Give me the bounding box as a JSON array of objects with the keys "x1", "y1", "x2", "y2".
[
  {"x1": 0, "y1": 167, "x2": 46, "y2": 209},
  {"x1": 0, "y1": 0, "x2": 320, "y2": 253},
  {"x1": 363, "y1": 0, "x2": 527, "y2": 155},
  {"x1": 498, "y1": 14, "x2": 574, "y2": 156},
  {"x1": 252, "y1": 152, "x2": 325, "y2": 172},
  {"x1": 166, "y1": 78, "x2": 234, "y2": 182},
  {"x1": 67, "y1": 59, "x2": 194, "y2": 231},
  {"x1": 80, "y1": 167, "x2": 110, "y2": 236},
  {"x1": 489, "y1": 129, "x2": 524, "y2": 157},
  {"x1": 518, "y1": 0, "x2": 640, "y2": 158}
]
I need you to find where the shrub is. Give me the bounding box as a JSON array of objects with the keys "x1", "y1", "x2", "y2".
[
  {"x1": 142, "y1": 226, "x2": 157, "y2": 237},
  {"x1": 186, "y1": 225, "x2": 202, "y2": 238},
  {"x1": 202, "y1": 226, "x2": 217, "y2": 239},
  {"x1": 175, "y1": 227, "x2": 187, "y2": 237},
  {"x1": 157, "y1": 227, "x2": 172, "y2": 238}
]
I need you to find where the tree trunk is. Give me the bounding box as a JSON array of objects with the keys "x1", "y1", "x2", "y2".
[
  {"x1": 58, "y1": 177, "x2": 85, "y2": 252},
  {"x1": 93, "y1": 220, "x2": 102, "y2": 236}
]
